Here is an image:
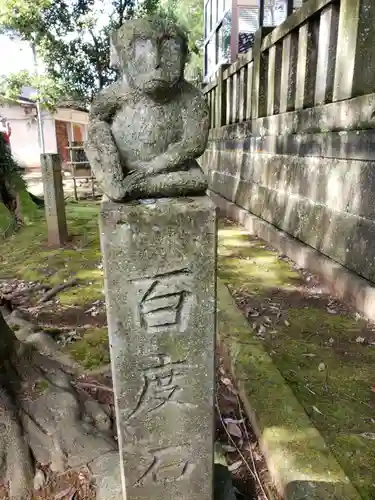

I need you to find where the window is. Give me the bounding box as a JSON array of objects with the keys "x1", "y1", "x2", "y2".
[
  {"x1": 264, "y1": 0, "x2": 288, "y2": 27},
  {"x1": 217, "y1": 0, "x2": 224, "y2": 21},
  {"x1": 239, "y1": 6, "x2": 258, "y2": 33},
  {"x1": 208, "y1": 0, "x2": 212, "y2": 33},
  {"x1": 205, "y1": 2, "x2": 209, "y2": 38},
  {"x1": 212, "y1": 0, "x2": 217, "y2": 29},
  {"x1": 221, "y1": 10, "x2": 231, "y2": 61},
  {"x1": 206, "y1": 37, "x2": 216, "y2": 77}
]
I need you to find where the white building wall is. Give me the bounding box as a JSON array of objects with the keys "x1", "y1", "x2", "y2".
[{"x1": 0, "y1": 102, "x2": 57, "y2": 169}]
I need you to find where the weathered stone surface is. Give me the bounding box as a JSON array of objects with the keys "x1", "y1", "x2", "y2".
[
  {"x1": 314, "y1": 3, "x2": 339, "y2": 105},
  {"x1": 85, "y1": 16, "x2": 209, "y2": 202},
  {"x1": 206, "y1": 93, "x2": 375, "y2": 139},
  {"x1": 295, "y1": 20, "x2": 319, "y2": 110},
  {"x1": 208, "y1": 129, "x2": 375, "y2": 161},
  {"x1": 333, "y1": 0, "x2": 375, "y2": 101},
  {"x1": 280, "y1": 32, "x2": 298, "y2": 113},
  {"x1": 207, "y1": 148, "x2": 375, "y2": 220},
  {"x1": 100, "y1": 196, "x2": 216, "y2": 500},
  {"x1": 210, "y1": 170, "x2": 375, "y2": 281},
  {"x1": 40, "y1": 154, "x2": 68, "y2": 247}
]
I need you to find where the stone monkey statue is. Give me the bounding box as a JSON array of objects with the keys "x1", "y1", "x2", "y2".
[{"x1": 85, "y1": 16, "x2": 210, "y2": 201}]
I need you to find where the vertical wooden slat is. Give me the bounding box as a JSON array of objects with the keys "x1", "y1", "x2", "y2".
[
  {"x1": 214, "y1": 65, "x2": 227, "y2": 127},
  {"x1": 246, "y1": 62, "x2": 253, "y2": 120},
  {"x1": 226, "y1": 77, "x2": 231, "y2": 125},
  {"x1": 315, "y1": 3, "x2": 339, "y2": 105},
  {"x1": 295, "y1": 18, "x2": 319, "y2": 110},
  {"x1": 280, "y1": 31, "x2": 298, "y2": 113},
  {"x1": 232, "y1": 72, "x2": 239, "y2": 123},
  {"x1": 238, "y1": 67, "x2": 246, "y2": 122},
  {"x1": 251, "y1": 28, "x2": 270, "y2": 119},
  {"x1": 273, "y1": 42, "x2": 282, "y2": 114},
  {"x1": 267, "y1": 45, "x2": 276, "y2": 116},
  {"x1": 333, "y1": 0, "x2": 375, "y2": 101}
]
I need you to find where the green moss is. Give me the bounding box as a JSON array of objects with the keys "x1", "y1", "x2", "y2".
[
  {"x1": 0, "y1": 202, "x2": 16, "y2": 237},
  {"x1": 0, "y1": 202, "x2": 103, "y2": 306},
  {"x1": 65, "y1": 327, "x2": 110, "y2": 370},
  {"x1": 34, "y1": 379, "x2": 49, "y2": 393},
  {"x1": 218, "y1": 221, "x2": 373, "y2": 498},
  {"x1": 18, "y1": 189, "x2": 40, "y2": 224},
  {"x1": 218, "y1": 225, "x2": 301, "y2": 293},
  {"x1": 217, "y1": 282, "x2": 360, "y2": 499}
]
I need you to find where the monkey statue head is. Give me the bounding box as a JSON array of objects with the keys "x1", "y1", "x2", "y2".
[{"x1": 110, "y1": 16, "x2": 189, "y2": 96}]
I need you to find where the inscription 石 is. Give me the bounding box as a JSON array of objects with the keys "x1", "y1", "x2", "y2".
[
  {"x1": 134, "y1": 445, "x2": 195, "y2": 487},
  {"x1": 126, "y1": 354, "x2": 194, "y2": 420},
  {"x1": 131, "y1": 267, "x2": 193, "y2": 333}
]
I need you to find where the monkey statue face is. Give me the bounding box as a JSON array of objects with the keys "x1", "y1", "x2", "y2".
[{"x1": 110, "y1": 17, "x2": 188, "y2": 96}]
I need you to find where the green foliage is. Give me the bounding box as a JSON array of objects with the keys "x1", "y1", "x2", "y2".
[
  {"x1": 0, "y1": 133, "x2": 25, "y2": 191},
  {"x1": 0, "y1": 70, "x2": 67, "y2": 110},
  {"x1": 0, "y1": 0, "x2": 153, "y2": 104},
  {"x1": 157, "y1": 0, "x2": 204, "y2": 83},
  {"x1": 0, "y1": 0, "x2": 204, "y2": 104}
]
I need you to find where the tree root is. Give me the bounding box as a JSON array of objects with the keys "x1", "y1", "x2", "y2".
[
  {"x1": 1, "y1": 284, "x2": 51, "y2": 302},
  {"x1": 0, "y1": 308, "x2": 117, "y2": 499},
  {"x1": 39, "y1": 278, "x2": 79, "y2": 303}
]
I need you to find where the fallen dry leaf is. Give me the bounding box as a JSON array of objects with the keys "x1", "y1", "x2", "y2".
[
  {"x1": 227, "y1": 422, "x2": 243, "y2": 439},
  {"x1": 221, "y1": 377, "x2": 232, "y2": 386},
  {"x1": 312, "y1": 405, "x2": 323, "y2": 415},
  {"x1": 228, "y1": 460, "x2": 242, "y2": 472}
]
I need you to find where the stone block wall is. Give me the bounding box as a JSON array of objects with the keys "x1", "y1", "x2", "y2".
[{"x1": 202, "y1": 0, "x2": 375, "y2": 283}]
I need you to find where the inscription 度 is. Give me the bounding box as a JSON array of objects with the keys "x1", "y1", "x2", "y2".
[
  {"x1": 126, "y1": 354, "x2": 194, "y2": 420},
  {"x1": 131, "y1": 267, "x2": 193, "y2": 334},
  {"x1": 134, "y1": 445, "x2": 195, "y2": 487}
]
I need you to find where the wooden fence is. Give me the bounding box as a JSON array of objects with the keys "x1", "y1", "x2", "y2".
[{"x1": 203, "y1": 0, "x2": 375, "y2": 128}]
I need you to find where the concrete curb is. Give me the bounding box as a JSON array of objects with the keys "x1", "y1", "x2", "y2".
[
  {"x1": 210, "y1": 190, "x2": 375, "y2": 324},
  {"x1": 217, "y1": 280, "x2": 361, "y2": 500}
]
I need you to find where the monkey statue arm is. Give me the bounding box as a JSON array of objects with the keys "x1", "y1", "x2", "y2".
[
  {"x1": 85, "y1": 83, "x2": 127, "y2": 201},
  {"x1": 124, "y1": 84, "x2": 209, "y2": 185}
]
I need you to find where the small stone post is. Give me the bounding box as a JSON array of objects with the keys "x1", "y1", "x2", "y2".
[
  {"x1": 100, "y1": 196, "x2": 216, "y2": 500},
  {"x1": 40, "y1": 153, "x2": 68, "y2": 247}
]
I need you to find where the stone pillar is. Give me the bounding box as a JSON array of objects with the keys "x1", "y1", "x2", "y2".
[
  {"x1": 100, "y1": 196, "x2": 216, "y2": 500},
  {"x1": 40, "y1": 153, "x2": 68, "y2": 247},
  {"x1": 333, "y1": 0, "x2": 375, "y2": 101}
]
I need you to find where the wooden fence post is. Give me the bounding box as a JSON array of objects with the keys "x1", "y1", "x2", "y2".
[
  {"x1": 333, "y1": 0, "x2": 375, "y2": 101},
  {"x1": 215, "y1": 64, "x2": 229, "y2": 128},
  {"x1": 251, "y1": 27, "x2": 274, "y2": 120}
]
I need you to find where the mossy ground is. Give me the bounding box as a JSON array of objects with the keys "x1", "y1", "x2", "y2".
[
  {"x1": 218, "y1": 219, "x2": 375, "y2": 499},
  {"x1": 0, "y1": 201, "x2": 103, "y2": 306},
  {"x1": 66, "y1": 327, "x2": 110, "y2": 370},
  {"x1": 2, "y1": 201, "x2": 375, "y2": 494},
  {"x1": 0, "y1": 201, "x2": 109, "y2": 370}
]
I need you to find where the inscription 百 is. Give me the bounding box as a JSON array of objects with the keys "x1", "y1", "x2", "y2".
[
  {"x1": 131, "y1": 268, "x2": 193, "y2": 333},
  {"x1": 134, "y1": 445, "x2": 195, "y2": 487},
  {"x1": 126, "y1": 354, "x2": 194, "y2": 421}
]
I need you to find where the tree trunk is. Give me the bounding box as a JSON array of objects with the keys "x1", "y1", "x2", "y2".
[{"x1": 0, "y1": 309, "x2": 116, "y2": 499}]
